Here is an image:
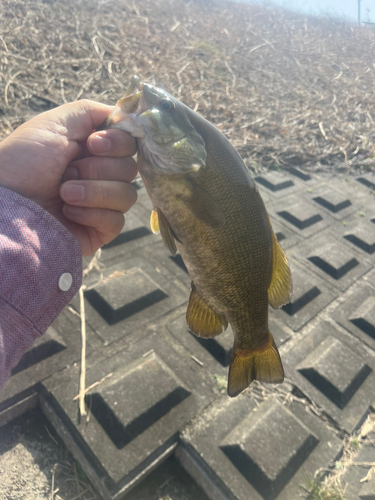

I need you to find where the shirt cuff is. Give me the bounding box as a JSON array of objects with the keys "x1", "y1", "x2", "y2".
[{"x1": 0, "y1": 186, "x2": 82, "y2": 334}]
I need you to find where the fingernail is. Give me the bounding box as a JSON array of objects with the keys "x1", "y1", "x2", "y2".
[
  {"x1": 64, "y1": 205, "x2": 83, "y2": 218},
  {"x1": 61, "y1": 184, "x2": 85, "y2": 202},
  {"x1": 89, "y1": 134, "x2": 111, "y2": 153}
]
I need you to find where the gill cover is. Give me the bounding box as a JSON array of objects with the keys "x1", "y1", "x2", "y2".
[{"x1": 138, "y1": 84, "x2": 207, "y2": 175}]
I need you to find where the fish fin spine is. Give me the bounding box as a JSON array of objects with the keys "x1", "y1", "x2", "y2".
[
  {"x1": 156, "y1": 208, "x2": 178, "y2": 256},
  {"x1": 228, "y1": 332, "x2": 284, "y2": 397},
  {"x1": 187, "y1": 283, "x2": 228, "y2": 338},
  {"x1": 268, "y1": 225, "x2": 293, "y2": 309}
]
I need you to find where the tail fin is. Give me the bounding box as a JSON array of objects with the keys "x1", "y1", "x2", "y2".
[{"x1": 227, "y1": 333, "x2": 284, "y2": 397}]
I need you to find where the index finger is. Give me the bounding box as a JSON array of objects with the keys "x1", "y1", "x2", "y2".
[{"x1": 87, "y1": 129, "x2": 137, "y2": 158}]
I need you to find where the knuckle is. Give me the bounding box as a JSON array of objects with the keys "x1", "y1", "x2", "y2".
[
  {"x1": 98, "y1": 208, "x2": 108, "y2": 227},
  {"x1": 126, "y1": 184, "x2": 138, "y2": 208},
  {"x1": 117, "y1": 212, "x2": 125, "y2": 231},
  {"x1": 99, "y1": 210, "x2": 124, "y2": 236},
  {"x1": 99, "y1": 183, "x2": 110, "y2": 203},
  {"x1": 85, "y1": 158, "x2": 99, "y2": 180},
  {"x1": 109, "y1": 215, "x2": 124, "y2": 238},
  {"x1": 79, "y1": 98, "x2": 93, "y2": 108},
  {"x1": 112, "y1": 130, "x2": 136, "y2": 154},
  {"x1": 126, "y1": 158, "x2": 138, "y2": 179}
]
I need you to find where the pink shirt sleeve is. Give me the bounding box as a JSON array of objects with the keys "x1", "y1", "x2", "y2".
[{"x1": 0, "y1": 187, "x2": 82, "y2": 388}]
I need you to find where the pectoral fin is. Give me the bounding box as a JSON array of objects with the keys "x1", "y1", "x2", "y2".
[
  {"x1": 267, "y1": 223, "x2": 293, "y2": 309},
  {"x1": 187, "y1": 283, "x2": 228, "y2": 338},
  {"x1": 156, "y1": 208, "x2": 178, "y2": 256},
  {"x1": 150, "y1": 208, "x2": 160, "y2": 234},
  {"x1": 181, "y1": 178, "x2": 226, "y2": 228}
]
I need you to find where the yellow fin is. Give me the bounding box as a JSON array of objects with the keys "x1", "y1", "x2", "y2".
[
  {"x1": 228, "y1": 333, "x2": 284, "y2": 397},
  {"x1": 156, "y1": 208, "x2": 178, "y2": 256},
  {"x1": 268, "y1": 226, "x2": 293, "y2": 309},
  {"x1": 150, "y1": 208, "x2": 160, "y2": 234},
  {"x1": 187, "y1": 284, "x2": 228, "y2": 338}
]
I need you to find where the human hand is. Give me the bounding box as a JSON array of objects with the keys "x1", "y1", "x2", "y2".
[{"x1": 0, "y1": 100, "x2": 137, "y2": 255}]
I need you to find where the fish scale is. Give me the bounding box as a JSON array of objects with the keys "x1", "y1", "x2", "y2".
[{"x1": 102, "y1": 77, "x2": 293, "y2": 397}]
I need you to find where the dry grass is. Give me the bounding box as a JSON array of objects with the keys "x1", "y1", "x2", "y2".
[
  {"x1": 1, "y1": 1, "x2": 374, "y2": 497},
  {"x1": 1, "y1": 0, "x2": 375, "y2": 174},
  {"x1": 304, "y1": 476, "x2": 348, "y2": 500},
  {"x1": 303, "y1": 413, "x2": 375, "y2": 500}
]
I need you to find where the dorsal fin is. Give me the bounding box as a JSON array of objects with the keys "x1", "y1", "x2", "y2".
[{"x1": 187, "y1": 283, "x2": 228, "y2": 338}]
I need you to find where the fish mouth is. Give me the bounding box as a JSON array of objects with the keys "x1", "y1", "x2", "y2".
[
  {"x1": 96, "y1": 76, "x2": 144, "y2": 131},
  {"x1": 97, "y1": 77, "x2": 163, "y2": 133},
  {"x1": 118, "y1": 77, "x2": 166, "y2": 117},
  {"x1": 119, "y1": 76, "x2": 145, "y2": 114},
  {"x1": 124, "y1": 75, "x2": 143, "y2": 97},
  {"x1": 97, "y1": 76, "x2": 184, "y2": 145},
  {"x1": 134, "y1": 83, "x2": 168, "y2": 117}
]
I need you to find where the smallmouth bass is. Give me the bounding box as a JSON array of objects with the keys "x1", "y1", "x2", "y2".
[{"x1": 100, "y1": 76, "x2": 292, "y2": 397}]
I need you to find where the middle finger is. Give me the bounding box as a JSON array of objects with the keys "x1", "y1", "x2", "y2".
[
  {"x1": 88, "y1": 129, "x2": 137, "y2": 157},
  {"x1": 60, "y1": 180, "x2": 137, "y2": 213},
  {"x1": 63, "y1": 156, "x2": 138, "y2": 183}
]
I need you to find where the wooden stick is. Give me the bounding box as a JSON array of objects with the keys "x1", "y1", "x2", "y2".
[{"x1": 78, "y1": 286, "x2": 87, "y2": 417}]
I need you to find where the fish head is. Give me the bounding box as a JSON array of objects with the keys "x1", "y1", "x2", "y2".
[{"x1": 101, "y1": 77, "x2": 206, "y2": 175}]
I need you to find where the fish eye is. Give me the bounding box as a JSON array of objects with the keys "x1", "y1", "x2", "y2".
[{"x1": 159, "y1": 98, "x2": 175, "y2": 112}]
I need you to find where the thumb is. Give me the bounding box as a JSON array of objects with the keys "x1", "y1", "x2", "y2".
[{"x1": 37, "y1": 99, "x2": 115, "y2": 143}]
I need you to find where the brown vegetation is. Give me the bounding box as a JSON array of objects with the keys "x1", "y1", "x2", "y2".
[{"x1": 1, "y1": 0, "x2": 375, "y2": 173}]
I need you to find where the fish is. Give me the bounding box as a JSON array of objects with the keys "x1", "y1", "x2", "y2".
[{"x1": 100, "y1": 76, "x2": 292, "y2": 397}]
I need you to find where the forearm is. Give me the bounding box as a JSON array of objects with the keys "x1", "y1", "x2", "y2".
[{"x1": 0, "y1": 187, "x2": 82, "y2": 388}]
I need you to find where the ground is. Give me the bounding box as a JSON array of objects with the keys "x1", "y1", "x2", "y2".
[{"x1": 0, "y1": 406, "x2": 210, "y2": 500}]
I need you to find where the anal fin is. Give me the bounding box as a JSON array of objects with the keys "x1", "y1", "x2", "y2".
[
  {"x1": 228, "y1": 332, "x2": 284, "y2": 397},
  {"x1": 268, "y1": 225, "x2": 293, "y2": 309},
  {"x1": 187, "y1": 283, "x2": 228, "y2": 338}
]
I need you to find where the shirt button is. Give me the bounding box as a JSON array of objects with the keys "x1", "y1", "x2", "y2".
[{"x1": 59, "y1": 273, "x2": 73, "y2": 291}]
